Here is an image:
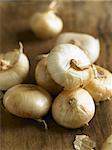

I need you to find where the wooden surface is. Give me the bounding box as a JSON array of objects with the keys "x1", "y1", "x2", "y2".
[{"x1": 0, "y1": 0, "x2": 112, "y2": 150}]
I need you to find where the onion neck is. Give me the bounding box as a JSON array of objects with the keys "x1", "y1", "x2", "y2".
[
  {"x1": 48, "y1": 0, "x2": 57, "y2": 13},
  {"x1": 69, "y1": 40, "x2": 84, "y2": 54},
  {"x1": 0, "y1": 59, "x2": 13, "y2": 71},
  {"x1": 97, "y1": 69, "x2": 106, "y2": 78},
  {"x1": 70, "y1": 59, "x2": 81, "y2": 71},
  {"x1": 92, "y1": 65, "x2": 106, "y2": 79},
  {"x1": 70, "y1": 40, "x2": 81, "y2": 48},
  {"x1": 69, "y1": 98, "x2": 77, "y2": 107}
]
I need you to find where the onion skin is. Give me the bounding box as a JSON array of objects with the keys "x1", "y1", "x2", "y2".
[
  {"x1": 56, "y1": 32, "x2": 100, "y2": 63},
  {"x1": 0, "y1": 48, "x2": 29, "y2": 91},
  {"x1": 85, "y1": 65, "x2": 112, "y2": 102},
  {"x1": 30, "y1": 11, "x2": 63, "y2": 39},
  {"x1": 101, "y1": 134, "x2": 112, "y2": 150},
  {"x1": 52, "y1": 88, "x2": 95, "y2": 129},
  {"x1": 35, "y1": 57, "x2": 62, "y2": 96},
  {"x1": 3, "y1": 84, "x2": 52, "y2": 119}
]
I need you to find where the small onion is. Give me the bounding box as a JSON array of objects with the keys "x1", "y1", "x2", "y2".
[
  {"x1": 101, "y1": 134, "x2": 112, "y2": 150},
  {"x1": 3, "y1": 84, "x2": 52, "y2": 119},
  {"x1": 35, "y1": 57, "x2": 62, "y2": 96},
  {"x1": 0, "y1": 43, "x2": 29, "y2": 91},
  {"x1": 52, "y1": 88, "x2": 95, "y2": 129},
  {"x1": 48, "y1": 44, "x2": 94, "y2": 89},
  {"x1": 30, "y1": 10, "x2": 63, "y2": 39},
  {"x1": 85, "y1": 65, "x2": 112, "y2": 102},
  {"x1": 56, "y1": 32, "x2": 100, "y2": 63}
]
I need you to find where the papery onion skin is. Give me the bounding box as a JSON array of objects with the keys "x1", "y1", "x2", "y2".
[
  {"x1": 30, "y1": 11, "x2": 63, "y2": 39},
  {"x1": 85, "y1": 65, "x2": 112, "y2": 102},
  {"x1": 48, "y1": 44, "x2": 94, "y2": 89},
  {"x1": 3, "y1": 84, "x2": 52, "y2": 119},
  {"x1": 101, "y1": 134, "x2": 112, "y2": 150},
  {"x1": 52, "y1": 88, "x2": 95, "y2": 129},
  {"x1": 35, "y1": 57, "x2": 62, "y2": 96},
  {"x1": 0, "y1": 48, "x2": 29, "y2": 91},
  {"x1": 73, "y1": 135, "x2": 96, "y2": 150},
  {"x1": 56, "y1": 32, "x2": 100, "y2": 63}
]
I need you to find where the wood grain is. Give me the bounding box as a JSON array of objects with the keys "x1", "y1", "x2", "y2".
[{"x1": 0, "y1": 1, "x2": 112, "y2": 150}]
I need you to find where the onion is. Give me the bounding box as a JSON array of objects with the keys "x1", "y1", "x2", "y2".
[
  {"x1": 47, "y1": 44, "x2": 94, "y2": 89},
  {"x1": 30, "y1": 6, "x2": 63, "y2": 39},
  {"x1": 52, "y1": 88, "x2": 95, "y2": 129},
  {"x1": 101, "y1": 134, "x2": 112, "y2": 150},
  {"x1": 35, "y1": 57, "x2": 62, "y2": 96},
  {"x1": 0, "y1": 43, "x2": 29, "y2": 91},
  {"x1": 85, "y1": 65, "x2": 112, "y2": 102},
  {"x1": 56, "y1": 32, "x2": 100, "y2": 63},
  {"x1": 3, "y1": 84, "x2": 52, "y2": 120}
]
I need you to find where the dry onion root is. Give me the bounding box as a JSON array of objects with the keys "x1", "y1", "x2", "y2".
[
  {"x1": 35, "y1": 57, "x2": 62, "y2": 96},
  {"x1": 0, "y1": 43, "x2": 29, "y2": 91},
  {"x1": 52, "y1": 88, "x2": 95, "y2": 129},
  {"x1": 56, "y1": 32, "x2": 100, "y2": 63},
  {"x1": 3, "y1": 84, "x2": 52, "y2": 128},
  {"x1": 30, "y1": 0, "x2": 63, "y2": 39},
  {"x1": 101, "y1": 134, "x2": 112, "y2": 150},
  {"x1": 85, "y1": 65, "x2": 112, "y2": 102},
  {"x1": 48, "y1": 44, "x2": 94, "y2": 90}
]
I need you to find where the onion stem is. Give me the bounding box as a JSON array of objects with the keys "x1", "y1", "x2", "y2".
[
  {"x1": 19, "y1": 42, "x2": 23, "y2": 53},
  {"x1": 48, "y1": 0, "x2": 64, "y2": 13},
  {"x1": 49, "y1": 0, "x2": 57, "y2": 11}
]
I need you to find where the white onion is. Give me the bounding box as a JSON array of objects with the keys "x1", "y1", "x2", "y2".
[
  {"x1": 48, "y1": 44, "x2": 94, "y2": 89},
  {"x1": 56, "y1": 32, "x2": 100, "y2": 63}
]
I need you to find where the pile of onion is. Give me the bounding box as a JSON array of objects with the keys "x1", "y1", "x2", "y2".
[{"x1": 0, "y1": 15, "x2": 111, "y2": 134}]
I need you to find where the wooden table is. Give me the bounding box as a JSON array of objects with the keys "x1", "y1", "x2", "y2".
[{"x1": 0, "y1": 0, "x2": 112, "y2": 150}]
